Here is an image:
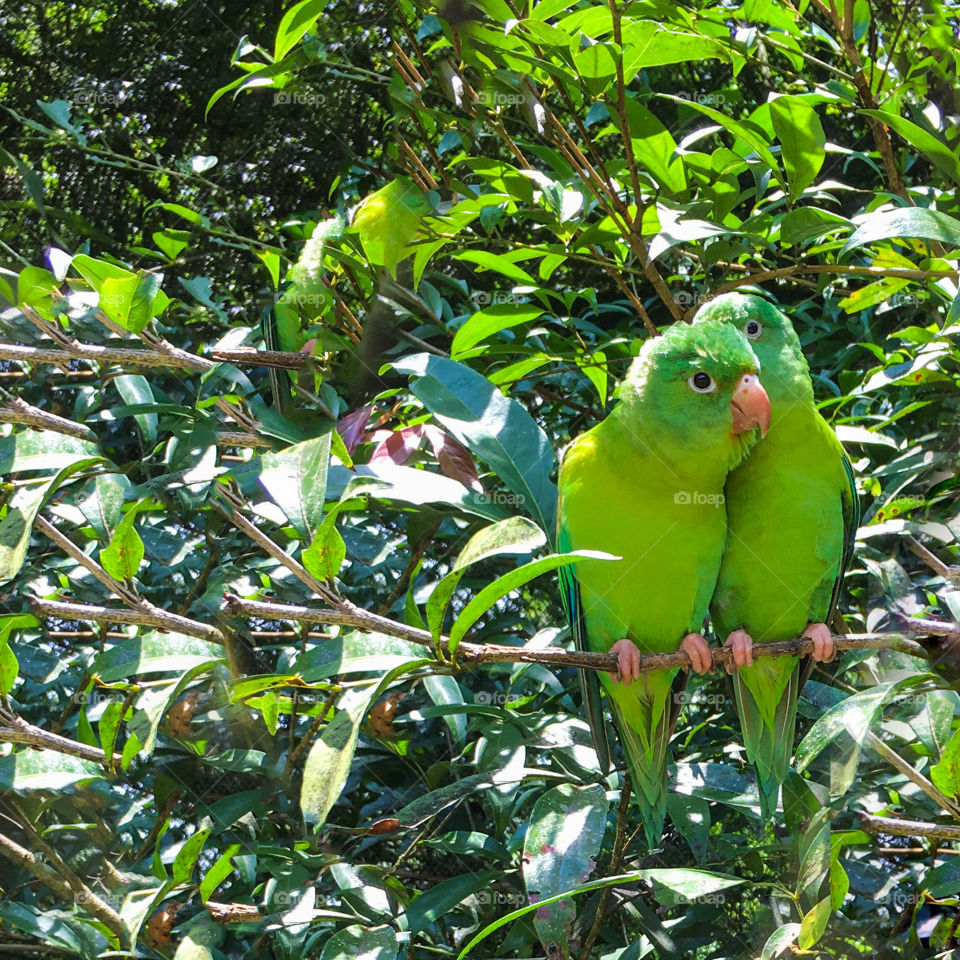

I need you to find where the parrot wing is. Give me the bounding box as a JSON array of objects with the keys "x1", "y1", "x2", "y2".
[{"x1": 557, "y1": 493, "x2": 611, "y2": 774}]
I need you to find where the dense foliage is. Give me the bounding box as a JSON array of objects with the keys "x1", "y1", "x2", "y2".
[{"x1": 1, "y1": 0, "x2": 959, "y2": 958}]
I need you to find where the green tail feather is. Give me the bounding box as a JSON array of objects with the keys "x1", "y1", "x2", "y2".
[
  {"x1": 606, "y1": 674, "x2": 675, "y2": 848},
  {"x1": 732, "y1": 659, "x2": 799, "y2": 822}
]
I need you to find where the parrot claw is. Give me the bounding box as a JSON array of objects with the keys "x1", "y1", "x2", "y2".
[
  {"x1": 608, "y1": 638, "x2": 642, "y2": 684},
  {"x1": 723, "y1": 628, "x2": 754, "y2": 674},
  {"x1": 803, "y1": 622, "x2": 835, "y2": 662},
  {"x1": 680, "y1": 632, "x2": 712, "y2": 675}
]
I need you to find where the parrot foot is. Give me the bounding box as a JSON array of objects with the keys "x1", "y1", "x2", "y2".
[
  {"x1": 680, "y1": 632, "x2": 712, "y2": 675},
  {"x1": 723, "y1": 628, "x2": 754, "y2": 674},
  {"x1": 803, "y1": 622, "x2": 835, "y2": 662},
  {"x1": 608, "y1": 638, "x2": 642, "y2": 684}
]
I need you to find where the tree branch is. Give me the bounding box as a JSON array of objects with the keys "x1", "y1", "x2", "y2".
[
  {"x1": 220, "y1": 594, "x2": 933, "y2": 673},
  {"x1": 859, "y1": 812, "x2": 960, "y2": 841},
  {"x1": 0, "y1": 711, "x2": 122, "y2": 767},
  {"x1": 0, "y1": 397, "x2": 97, "y2": 442},
  {"x1": 864, "y1": 731, "x2": 960, "y2": 822},
  {"x1": 0, "y1": 827, "x2": 124, "y2": 940},
  {"x1": 33, "y1": 517, "x2": 225, "y2": 645}
]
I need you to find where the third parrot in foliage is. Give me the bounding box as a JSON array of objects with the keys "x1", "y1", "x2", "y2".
[
  {"x1": 693, "y1": 293, "x2": 859, "y2": 820},
  {"x1": 557, "y1": 318, "x2": 771, "y2": 846}
]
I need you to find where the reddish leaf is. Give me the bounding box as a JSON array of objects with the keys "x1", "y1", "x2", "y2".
[
  {"x1": 370, "y1": 424, "x2": 425, "y2": 465},
  {"x1": 424, "y1": 425, "x2": 483, "y2": 493},
  {"x1": 337, "y1": 405, "x2": 374, "y2": 456}
]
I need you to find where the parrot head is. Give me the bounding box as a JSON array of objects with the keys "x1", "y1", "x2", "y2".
[
  {"x1": 620, "y1": 317, "x2": 771, "y2": 466},
  {"x1": 692, "y1": 292, "x2": 814, "y2": 411}
]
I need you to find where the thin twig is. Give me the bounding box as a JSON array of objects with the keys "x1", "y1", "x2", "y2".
[{"x1": 865, "y1": 731, "x2": 960, "y2": 822}]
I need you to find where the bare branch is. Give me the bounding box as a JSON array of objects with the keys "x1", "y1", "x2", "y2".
[
  {"x1": 859, "y1": 812, "x2": 960, "y2": 841},
  {"x1": 29, "y1": 597, "x2": 226, "y2": 646},
  {"x1": 0, "y1": 712, "x2": 121, "y2": 767},
  {"x1": 0, "y1": 829, "x2": 124, "y2": 940},
  {"x1": 32, "y1": 518, "x2": 226, "y2": 645},
  {"x1": 0, "y1": 397, "x2": 97, "y2": 441},
  {"x1": 221, "y1": 594, "x2": 932, "y2": 672}
]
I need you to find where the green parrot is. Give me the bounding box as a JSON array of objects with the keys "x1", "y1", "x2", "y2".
[
  {"x1": 557, "y1": 318, "x2": 771, "y2": 846},
  {"x1": 693, "y1": 292, "x2": 859, "y2": 820}
]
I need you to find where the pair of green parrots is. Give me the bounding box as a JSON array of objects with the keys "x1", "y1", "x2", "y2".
[{"x1": 557, "y1": 293, "x2": 858, "y2": 846}]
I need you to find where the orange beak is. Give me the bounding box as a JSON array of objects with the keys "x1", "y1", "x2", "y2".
[{"x1": 730, "y1": 373, "x2": 771, "y2": 437}]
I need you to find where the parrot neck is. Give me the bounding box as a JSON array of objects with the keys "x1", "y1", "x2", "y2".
[{"x1": 604, "y1": 401, "x2": 740, "y2": 481}]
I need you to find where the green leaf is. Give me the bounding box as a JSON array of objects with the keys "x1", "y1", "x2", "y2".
[
  {"x1": 666, "y1": 793, "x2": 710, "y2": 863},
  {"x1": 614, "y1": 100, "x2": 687, "y2": 196},
  {"x1": 173, "y1": 828, "x2": 211, "y2": 884},
  {"x1": 795, "y1": 682, "x2": 897, "y2": 793},
  {"x1": 370, "y1": 771, "x2": 503, "y2": 832},
  {"x1": 451, "y1": 303, "x2": 545, "y2": 359},
  {"x1": 0, "y1": 431, "x2": 101, "y2": 476},
  {"x1": 840, "y1": 206, "x2": 960, "y2": 257},
  {"x1": 407, "y1": 870, "x2": 501, "y2": 933},
  {"x1": 318, "y1": 925, "x2": 397, "y2": 960},
  {"x1": 258, "y1": 434, "x2": 331, "y2": 540},
  {"x1": 0, "y1": 751, "x2": 102, "y2": 792},
  {"x1": 422, "y1": 674, "x2": 466, "y2": 750},
  {"x1": 92, "y1": 633, "x2": 225, "y2": 682},
  {"x1": 523, "y1": 783, "x2": 607, "y2": 952},
  {"x1": 78, "y1": 472, "x2": 131, "y2": 540},
  {"x1": 798, "y1": 896, "x2": 832, "y2": 950},
  {"x1": 0, "y1": 451, "x2": 105, "y2": 584},
  {"x1": 99, "y1": 499, "x2": 147, "y2": 581},
  {"x1": 659, "y1": 94, "x2": 786, "y2": 192},
  {"x1": 301, "y1": 693, "x2": 373, "y2": 829},
  {"x1": 780, "y1": 207, "x2": 853, "y2": 246},
  {"x1": 861, "y1": 110, "x2": 960, "y2": 186},
  {"x1": 274, "y1": 0, "x2": 325, "y2": 61},
  {"x1": 0, "y1": 484, "x2": 50, "y2": 586},
  {"x1": 426, "y1": 517, "x2": 547, "y2": 639},
  {"x1": 352, "y1": 178, "x2": 429, "y2": 276},
  {"x1": 302, "y1": 508, "x2": 346, "y2": 581},
  {"x1": 391, "y1": 354, "x2": 557, "y2": 534},
  {"x1": 0, "y1": 633, "x2": 20, "y2": 696},
  {"x1": 621, "y1": 22, "x2": 727, "y2": 83},
  {"x1": 930, "y1": 728, "x2": 960, "y2": 798},
  {"x1": 453, "y1": 250, "x2": 536, "y2": 284},
  {"x1": 770, "y1": 96, "x2": 825, "y2": 200},
  {"x1": 449, "y1": 550, "x2": 615, "y2": 652},
  {"x1": 761, "y1": 923, "x2": 801, "y2": 959},
  {"x1": 200, "y1": 843, "x2": 242, "y2": 903},
  {"x1": 114, "y1": 374, "x2": 158, "y2": 446}
]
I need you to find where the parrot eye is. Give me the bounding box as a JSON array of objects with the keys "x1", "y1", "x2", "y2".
[
  {"x1": 744, "y1": 319, "x2": 763, "y2": 340},
  {"x1": 687, "y1": 371, "x2": 716, "y2": 394}
]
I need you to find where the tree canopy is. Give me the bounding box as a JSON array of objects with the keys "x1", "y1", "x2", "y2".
[{"x1": 1, "y1": 0, "x2": 959, "y2": 958}]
